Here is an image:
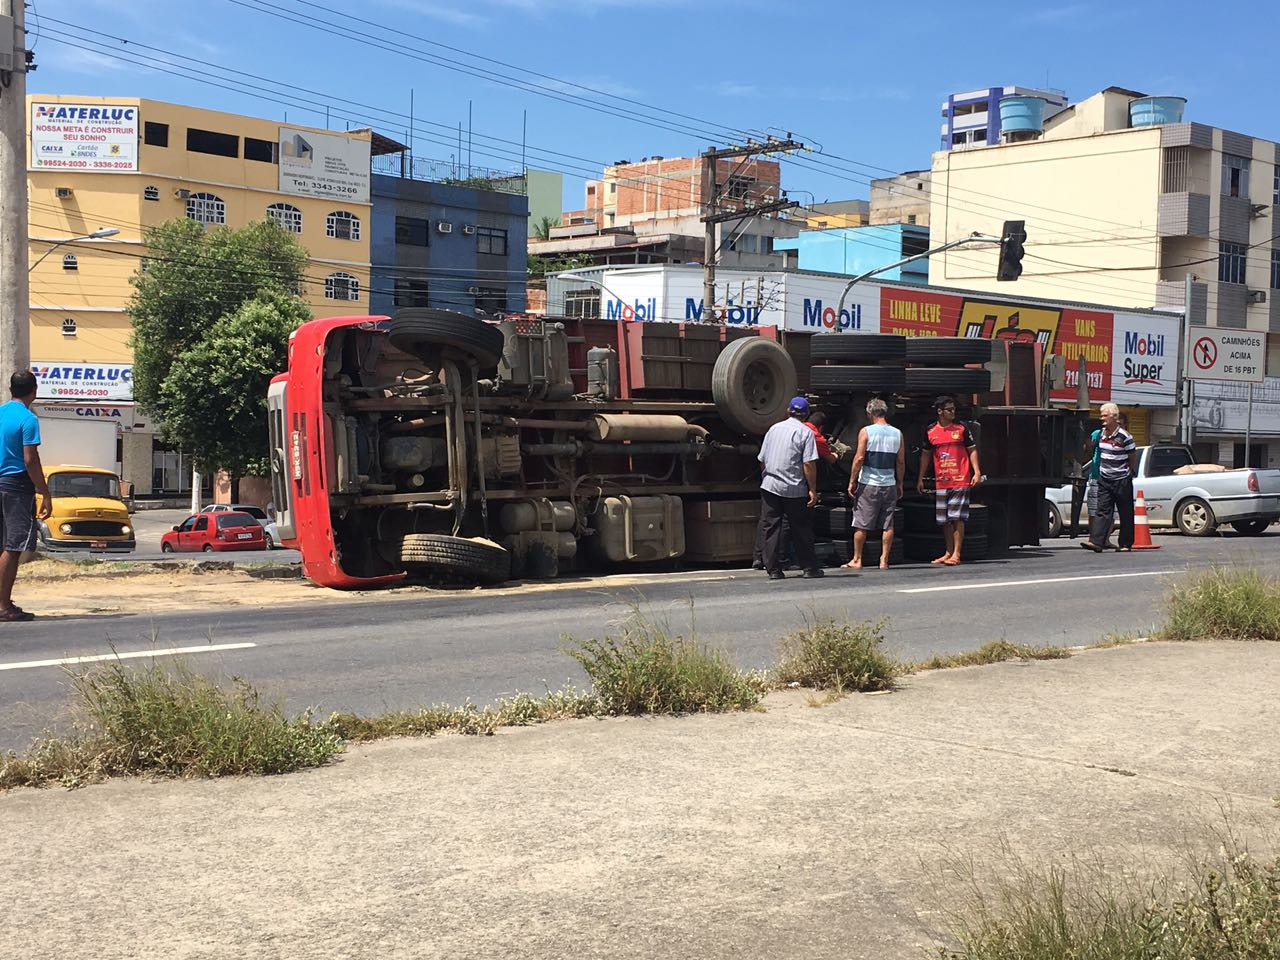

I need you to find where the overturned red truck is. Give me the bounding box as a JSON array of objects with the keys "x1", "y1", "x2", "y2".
[{"x1": 268, "y1": 309, "x2": 1086, "y2": 588}]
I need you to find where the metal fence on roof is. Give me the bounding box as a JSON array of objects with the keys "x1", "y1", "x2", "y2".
[{"x1": 372, "y1": 153, "x2": 527, "y2": 196}]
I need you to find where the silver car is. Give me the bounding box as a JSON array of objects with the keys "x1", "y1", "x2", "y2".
[{"x1": 200, "y1": 503, "x2": 280, "y2": 548}]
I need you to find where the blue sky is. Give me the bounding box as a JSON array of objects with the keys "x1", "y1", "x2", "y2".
[{"x1": 29, "y1": 0, "x2": 1280, "y2": 211}]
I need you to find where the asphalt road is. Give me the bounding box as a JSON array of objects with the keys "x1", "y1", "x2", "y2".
[{"x1": 2, "y1": 530, "x2": 1277, "y2": 752}]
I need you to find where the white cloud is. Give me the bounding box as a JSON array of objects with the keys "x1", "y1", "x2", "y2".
[{"x1": 369, "y1": 0, "x2": 488, "y2": 27}]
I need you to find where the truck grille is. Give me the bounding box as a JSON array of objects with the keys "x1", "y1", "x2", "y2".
[{"x1": 67, "y1": 520, "x2": 128, "y2": 538}]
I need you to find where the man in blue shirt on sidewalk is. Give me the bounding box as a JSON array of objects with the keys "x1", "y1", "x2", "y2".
[{"x1": 0, "y1": 371, "x2": 53, "y2": 622}]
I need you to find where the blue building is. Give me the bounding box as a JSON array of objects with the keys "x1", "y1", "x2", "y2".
[
  {"x1": 941, "y1": 85, "x2": 1069, "y2": 150},
  {"x1": 370, "y1": 169, "x2": 528, "y2": 318},
  {"x1": 773, "y1": 224, "x2": 931, "y2": 284}
]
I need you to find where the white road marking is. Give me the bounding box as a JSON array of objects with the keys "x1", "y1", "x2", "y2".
[
  {"x1": 898, "y1": 571, "x2": 1176, "y2": 594},
  {"x1": 0, "y1": 642, "x2": 257, "y2": 672}
]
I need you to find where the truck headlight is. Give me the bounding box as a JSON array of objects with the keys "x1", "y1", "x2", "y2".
[
  {"x1": 59, "y1": 523, "x2": 72, "y2": 534},
  {"x1": 121, "y1": 525, "x2": 132, "y2": 535}
]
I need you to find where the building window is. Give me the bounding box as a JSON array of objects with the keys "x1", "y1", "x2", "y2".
[
  {"x1": 186, "y1": 127, "x2": 239, "y2": 158},
  {"x1": 62, "y1": 253, "x2": 78, "y2": 271},
  {"x1": 326, "y1": 211, "x2": 361, "y2": 241},
  {"x1": 61, "y1": 318, "x2": 77, "y2": 337},
  {"x1": 474, "y1": 286, "x2": 507, "y2": 316},
  {"x1": 726, "y1": 175, "x2": 756, "y2": 200},
  {"x1": 144, "y1": 122, "x2": 169, "y2": 148},
  {"x1": 1274, "y1": 168, "x2": 1279, "y2": 206},
  {"x1": 1272, "y1": 249, "x2": 1280, "y2": 291},
  {"x1": 906, "y1": 214, "x2": 917, "y2": 225},
  {"x1": 951, "y1": 132, "x2": 967, "y2": 146},
  {"x1": 973, "y1": 128, "x2": 988, "y2": 142},
  {"x1": 143, "y1": 185, "x2": 160, "y2": 201},
  {"x1": 187, "y1": 192, "x2": 226, "y2": 226},
  {"x1": 1222, "y1": 154, "x2": 1250, "y2": 198},
  {"x1": 395, "y1": 216, "x2": 430, "y2": 246},
  {"x1": 266, "y1": 202, "x2": 303, "y2": 234},
  {"x1": 393, "y1": 278, "x2": 430, "y2": 307},
  {"x1": 1218, "y1": 241, "x2": 1247, "y2": 285},
  {"x1": 564, "y1": 290, "x2": 599, "y2": 319},
  {"x1": 609, "y1": 182, "x2": 617, "y2": 194},
  {"x1": 476, "y1": 226, "x2": 507, "y2": 256},
  {"x1": 325, "y1": 272, "x2": 360, "y2": 301},
  {"x1": 245, "y1": 137, "x2": 277, "y2": 163}
]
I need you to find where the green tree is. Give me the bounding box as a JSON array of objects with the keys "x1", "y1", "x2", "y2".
[
  {"x1": 532, "y1": 215, "x2": 560, "y2": 240},
  {"x1": 127, "y1": 219, "x2": 310, "y2": 475},
  {"x1": 158, "y1": 292, "x2": 311, "y2": 476}
]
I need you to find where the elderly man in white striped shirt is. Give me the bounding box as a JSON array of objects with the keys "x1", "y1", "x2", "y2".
[{"x1": 1082, "y1": 402, "x2": 1138, "y2": 553}]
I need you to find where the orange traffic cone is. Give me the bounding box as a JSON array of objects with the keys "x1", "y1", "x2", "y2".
[{"x1": 1131, "y1": 489, "x2": 1160, "y2": 550}]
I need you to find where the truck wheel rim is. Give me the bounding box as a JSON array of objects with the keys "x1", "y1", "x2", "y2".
[{"x1": 744, "y1": 362, "x2": 775, "y2": 413}]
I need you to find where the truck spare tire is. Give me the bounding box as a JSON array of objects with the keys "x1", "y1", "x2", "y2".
[
  {"x1": 904, "y1": 337, "x2": 993, "y2": 364},
  {"x1": 904, "y1": 367, "x2": 992, "y2": 393},
  {"x1": 389, "y1": 309, "x2": 506, "y2": 369},
  {"x1": 712, "y1": 337, "x2": 798, "y2": 436},
  {"x1": 810, "y1": 333, "x2": 906, "y2": 363},
  {"x1": 397, "y1": 534, "x2": 510, "y2": 584},
  {"x1": 809, "y1": 365, "x2": 906, "y2": 393}
]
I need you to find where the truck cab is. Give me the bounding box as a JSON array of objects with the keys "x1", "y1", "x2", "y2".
[{"x1": 37, "y1": 465, "x2": 135, "y2": 552}]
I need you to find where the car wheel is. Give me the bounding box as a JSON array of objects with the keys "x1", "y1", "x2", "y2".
[
  {"x1": 202, "y1": 543, "x2": 215, "y2": 553},
  {"x1": 711, "y1": 337, "x2": 798, "y2": 436},
  {"x1": 1229, "y1": 518, "x2": 1272, "y2": 536},
  {"x1": 1175, "y1": 497, "x2": 1216, "y2": 536},
  {"x1": 161, "y1": 542, "x2": 174, "y2": 553},
  {"x1": 1045, "y1": 501, "x2": 1063, "y2": 539},
  {"x1": 264, "y1": 533, "x2": 275, "y2": 549}
]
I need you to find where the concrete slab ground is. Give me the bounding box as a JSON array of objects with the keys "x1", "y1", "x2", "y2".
[{"x1": 2, "y1": 640, "x2": 1278, "y2": 960}]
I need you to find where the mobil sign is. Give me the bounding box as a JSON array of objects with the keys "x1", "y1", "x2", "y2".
[
  {"x1": 780, "y1": 274, "x2": 881, "y2": 333},
  {"x1": 1111, "y1": 313, "x2": 1177, "y2": 405},
  {"x1": 599, "y1": 268, "x2": 783, "y2": 327}
]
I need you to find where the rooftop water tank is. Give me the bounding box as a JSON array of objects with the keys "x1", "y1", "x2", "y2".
[
  {"x1": 999, "y1": 96, "x2": 1046, "y2": 142},
  {"x1": 1129, "y1": 96, "x2": 1186, "y2": 127}
]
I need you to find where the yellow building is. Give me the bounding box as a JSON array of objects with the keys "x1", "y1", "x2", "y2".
[{"x1": 26, "y1": 95, "x2": 381, "y2": 495}]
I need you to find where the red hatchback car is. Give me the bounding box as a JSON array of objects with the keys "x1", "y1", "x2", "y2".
[{"x1": 161, "y1": 511, "x2": 266, "y2": 553}]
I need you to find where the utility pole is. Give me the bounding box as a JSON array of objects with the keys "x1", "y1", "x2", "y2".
[
  {"x1": 0, "y1": 0, "x2": 31, "y2": 375},
  {"x1": 700, "y1": 137, "x2": 803, "y2": 321}
]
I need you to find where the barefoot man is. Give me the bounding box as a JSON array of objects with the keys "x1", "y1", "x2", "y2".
[
  {"x1": 844, "y1": 398, "x2": 903, "y2": 569},
  {"x1": 917, "y1": 395, "x2": 982, "y2": 566}
]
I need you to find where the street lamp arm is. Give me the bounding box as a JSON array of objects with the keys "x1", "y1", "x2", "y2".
[
  {"x1": 28, "y1": 228, "x2": 121, "y2": 273},
  {"x1": 835, "y1": 232, "x2": 1002, "y2": 323}
]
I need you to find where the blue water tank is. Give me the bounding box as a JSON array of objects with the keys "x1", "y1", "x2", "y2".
[
  {"x1": 999, "y1": 96, "x2": 1047, "y2": 134},
  {"x1": 1129, "y1": 96, "x2": 1186, "y2": 127}
]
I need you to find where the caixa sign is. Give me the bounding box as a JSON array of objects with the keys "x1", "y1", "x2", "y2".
[
  {"x1": 1121, "y1": 331, "x2": 1166, "y2": 386},
  {"x1": 31, "y1": 362, "x2": 134, "y2": 401},
  {"x1": 802, "y1": 298, "x2": 862, "y2": 332}
]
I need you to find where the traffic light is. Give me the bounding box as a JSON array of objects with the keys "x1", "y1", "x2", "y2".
[{"x1": 997, "y1": 219, "x2": 1026, "y2": 281}]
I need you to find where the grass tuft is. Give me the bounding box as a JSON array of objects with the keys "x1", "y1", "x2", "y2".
[
  {"x1": 914, "y1": 640, "x2": 1071, "y2": 672},
  {"x1": 1160, "y1": 567, "x2": 1280, "y2": 642},
  {"x1": 0, "y1": 658, "x2": 341, "y2": 789},
  {"x1": 775, "y1": 617, "x2": 900, "y2": 693},
  {"x1": 939, "y1": 840, "x2": 1280, "y2": 959},
  {"x1": 564, "y1": 610, "x2": 761, "y2": 714},
  {"x1": 327, "y1": 688, "x2": 603, "y2": 742}
]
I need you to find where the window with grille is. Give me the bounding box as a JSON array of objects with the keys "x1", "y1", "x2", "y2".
[
  {"x1": 476, "y1": 226, "x2": 507, "y2": 256},
  {"x1": 1162, "y1": 146, "x2": 1190, "y2": 192},
  {"x1": 1272, "y1": 249, "x2": 1280, "y2": 290},
  {"x1": 565, "y1": 290, "x2": 599, "y2": 319},
  {"x1": 326, "y1": 211, "x2": 361, "y2": 241},
  {"x1": 187, "y1": 192, "x2": 226, "y2": 226},
  {"x1": 267, "y1": 203, "x2": 303, "y2": 233},
  {"x1": 143, "y1": 185, "x2": 160, "y2": 201},
  {"x1": 1218, "y1": 241, "x2": 1247, "y2": 284},
  {"x1": 61, "y1": 318, "x2": 77, "y2": 337},
  {"x1": 1221, "y1": 154, "x2": 1250, "y2": 198},
  {"x1": 325, "y1": 272, "x2": 360, "y2": 301},
  {"x1": 394, "y1": 278, "x2": 430, "y2": 307},
  {"x1": 726, "y1": 175, "x2": 755, "y2": 200},
  {"x1": 62, "y1": 253, "x2": 78, "y2": 271}
]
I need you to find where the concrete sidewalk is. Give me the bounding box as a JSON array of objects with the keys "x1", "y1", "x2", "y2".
[{"x1": 3, "y1": 641, "x2": 1278, "y2": 960}]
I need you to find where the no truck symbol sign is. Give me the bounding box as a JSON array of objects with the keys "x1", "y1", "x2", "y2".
[{"x1": 1193, "y1": 337, "x2": 1217, "y2": 370}]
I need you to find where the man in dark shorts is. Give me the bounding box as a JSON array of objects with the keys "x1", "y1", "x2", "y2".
[
  {"x1": 844, "y1": 398, "x2": 904, "y2": 569},
  {"x1": 917, "y1": 395, "x2": 982, "y2": 566},
  {"x1": 0, "y1": 371, "x2": 52, "y2": 622}
]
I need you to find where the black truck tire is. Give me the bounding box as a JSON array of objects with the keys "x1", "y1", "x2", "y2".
[
  {"x1": 398, "y1": 534, "x2": 511, "y2": 584},
  {"x1": 388, "y1": 309, "x2": 506, "y2": 369},
  {"x1": 903, "y1": 499, "x2": 986, "y2": 534},
  {"x1": 904, "y1": 367, "x2": 992, "y2": 394},
  {"x1": 904, "y1": 337, "x2": 993, "y2": 364},
  {"x1": 712, "y1": 337, "x2": 798, "y2": 436},
  {"x1": 809, "y1": 365, "x2": 906, "y2": 394},
  {"x1": 810, "y1": 334, "x2": 906, "y2": 363},
  {"x1": 904, "y1": 533, "x2": 988, "y2": 562}
]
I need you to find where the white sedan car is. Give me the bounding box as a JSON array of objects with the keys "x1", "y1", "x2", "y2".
[{"x1": 200, "y1": 503, "x2": 280, "y2": 548}]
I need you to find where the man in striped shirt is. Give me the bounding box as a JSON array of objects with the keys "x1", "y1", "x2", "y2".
[{"x1": 1082, "y1": 402, "x2": 1138, "y2": 553}]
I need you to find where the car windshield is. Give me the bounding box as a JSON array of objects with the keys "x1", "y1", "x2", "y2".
[
  {"x1": 217, "y1": 514, "x2": 261, "y2": 529},
  {"x1": 48, "y1": 472, "x2": 120, "y2": 500}
]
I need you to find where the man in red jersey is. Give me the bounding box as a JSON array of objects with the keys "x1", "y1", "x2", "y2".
[{"x1": 917, "y1": 395, "x2": 982, "y2": 566}]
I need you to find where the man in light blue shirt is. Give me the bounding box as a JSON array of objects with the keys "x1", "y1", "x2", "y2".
[
  {"x1": 0, "y1": 371, "x2": 52, "y2": 621},
  {"x1": 758, "y1": 397, "x2": 821, "y2": 581}
]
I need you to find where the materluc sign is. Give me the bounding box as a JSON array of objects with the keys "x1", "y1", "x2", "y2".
[
  {"x1": 31, "y1": 363, "x2": 133, "y2": 401},
  {"x1": 1186, "y1": 330, "x2": 1266, "y2": 384},
  {"x1": 278, "y1": 126, "x2": 371, "y2": 203},
  {"x1": 29, "y1": 102, "x2": 139, "y2": 172}
]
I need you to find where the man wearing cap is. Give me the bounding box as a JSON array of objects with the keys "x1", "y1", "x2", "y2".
[{"x1": 757, "y1": 396, "x2": 822, "y2": 581}]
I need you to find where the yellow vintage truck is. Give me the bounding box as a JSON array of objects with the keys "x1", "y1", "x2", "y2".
[{"x1": 37, "y1": 464, "x2": 135, "y2": 552}]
